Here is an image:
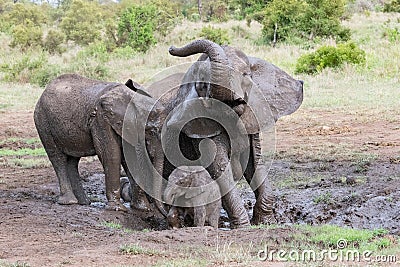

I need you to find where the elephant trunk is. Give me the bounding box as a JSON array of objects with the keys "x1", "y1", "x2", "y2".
[{"x1": 169, "y1": 39, "x2": 235, "y2": 102}]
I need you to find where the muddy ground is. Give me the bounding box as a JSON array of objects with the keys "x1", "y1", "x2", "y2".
[{"x1": 0, "y1": 109, "x2": 399, "y2": 266}]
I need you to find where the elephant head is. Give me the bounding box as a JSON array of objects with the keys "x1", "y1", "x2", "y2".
[
  {"x1": 167, "y1": 39, "x2": 304, "y2": 136},
  {"x1": 164, "y1": 166, "x2": 219, "y2": 207}
]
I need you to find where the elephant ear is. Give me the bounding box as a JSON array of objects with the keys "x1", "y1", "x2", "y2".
[
  {"x1": 100, "y1": 85, "x2": 157, "y2": 146},
  {"x1": 248, "y1": 56, "x2": 303, "y2": 120}
]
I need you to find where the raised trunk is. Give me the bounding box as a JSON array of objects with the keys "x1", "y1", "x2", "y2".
[{"x1": 169, "y1": 39, "x2": 235, "y2": 102}]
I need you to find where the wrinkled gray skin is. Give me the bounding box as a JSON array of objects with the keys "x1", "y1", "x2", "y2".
[
  {"x1": 164, "y1": 166, "x2": 221, "y2": 229},
  {"x1": 156, "y1": 39, "x2": 303, "y2": 228},
  {"x1": 34, "y1": 74, "x2": 167, "y2": 215}
]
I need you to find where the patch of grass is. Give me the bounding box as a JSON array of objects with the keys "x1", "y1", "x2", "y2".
[
  {"x1": 119, "y1": 243, "x2": 159, "y2": 256},
  {"x1": 0, "y1": 148, "x2": 46, "y2": 157},
  {"x1": 0, "y1": 82, "x2": 43, "y2": 112},
  {"x1": 313, "y1": 192, "x2": 333, "y2": 204},
  {"x1": 273, "y1": 172, "x2": 326, "y2": 189},
  {"x1": 294, "y1": 224, "x2": 395, "y2": 253},
  {"x1": 352, "y1": 154, "x2": 378, "y2": 173},
  {"x1": 8, "y1": 158, "x2": 50, "y2": 169},
  {"x1": 152, "y1": 258, "x2": 208, "y2": 267},
  {"x1": 100, "y1": 221, "x2": 134, "y2": 233},
  {"x1": 249, "y1": 224, "x2": 281, "y2": 230},
  {"x1": 100, "y1": 221, "x2": 122, "y2": 230}
]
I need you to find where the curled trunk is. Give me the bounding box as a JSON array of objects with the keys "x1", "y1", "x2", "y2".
[{"x1": 169, "y1": 39, "x2": 235, "y2": 102}]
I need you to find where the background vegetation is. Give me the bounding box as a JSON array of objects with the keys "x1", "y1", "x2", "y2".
[{"x1": 0, "y1": 0, "x2": 398, "y2": 85}]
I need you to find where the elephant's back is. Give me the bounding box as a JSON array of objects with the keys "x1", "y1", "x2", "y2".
[{"x1": 34, "y1": 74, "x2": 115, "y2": 157}]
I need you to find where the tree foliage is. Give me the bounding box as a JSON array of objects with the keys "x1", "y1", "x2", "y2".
[
  {"x1": 117, "y1": 4, "x2": 158, "y2": 52},
  {"x1": 199, "y1": 26, "x2": 231, "y2": 45},
  {"x1": 259, "y1": 0, "x2": 350, "y2": 44},
  {"x1": 59, "y1": 0, "x2": 103, "y2": 45}
]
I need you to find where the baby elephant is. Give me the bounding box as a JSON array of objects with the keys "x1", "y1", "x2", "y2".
[{"x1": 164, "y1": 166, "x2": 221, "y2": 229}]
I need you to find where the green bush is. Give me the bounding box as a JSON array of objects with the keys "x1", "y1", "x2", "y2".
[
  {"x1": 60, "y1": 0, "x2": 103, "y2": 45},
  {"x1": 259, "y1": 0, "x2": 350, "y2": 44},
  {"x1": 6, "y1": 2, "x2": 48, "y2": 26},
  {"x1": 30, "y1": 64, "x2": 62, "y2": 87},
  {"x1": 384, "y1": 0, "x2": 400, "y2": 12},
  {"x1": 117, "y1": 4, "x2": 157, "y2": 52},
  {"x1": 43, "y1": 29, "x2": 66, "y2": 54},
  {"x1": 10, "y1": 23, "x2": 43, "y2": 49},
  {"x1": 199, "y1": 26, "x2": 231, "y2": 45},
  {"x1": 295, "y1": 42, "x2": 366, "y2": 74}
]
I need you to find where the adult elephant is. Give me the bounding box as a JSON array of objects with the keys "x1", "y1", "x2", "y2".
[
  {"x1": 150, "y1": 40, "x2": 303, "y2": 228},
  {"x1": 34, "y1": 74, "x2": 167, "y2": 215}
]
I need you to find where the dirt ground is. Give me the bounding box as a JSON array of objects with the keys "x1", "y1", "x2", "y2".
[{"x1": 0, "y1": 109, "x2": 399, "y2": 266}]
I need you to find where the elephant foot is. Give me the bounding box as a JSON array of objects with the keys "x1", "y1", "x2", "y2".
[
  {"x1": 251, "y1": 213, "x2": 277, "y2": 225},
  {"x1": 77, "y1": 195, "x2": 91, "y2": 205},
  {"x1": 251, "y1": 203, "x2": 277, "y2": 225},
  {"x1": 230, "y1": 220, "x2": 251, "y2": 229},
  {"x1": 58, "y1": 192, "x2": 79, "y2": 205},
  {"x1": 106, "y1": 201, "x2": 128, "y2": 212}
]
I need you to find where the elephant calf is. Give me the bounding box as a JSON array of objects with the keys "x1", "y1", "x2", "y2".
[{"x1": 164, "y1": 166, "x2": 221, "y2": 229}]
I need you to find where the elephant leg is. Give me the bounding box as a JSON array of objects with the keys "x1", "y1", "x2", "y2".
[
  {"x1": 93, "y1": 129, "x2": 127, "y2": 212},
  {"x1": 66, "y1": 156, "x2": 90, "y2": 205},
  {"x1": 207, "y1": 203, "x2": 220, "y2": 228},
  {"x1": 193, "y1": 206, "x2": 206, "y2": 227},
  {"x1": 205, "y1": 135, "x2": 250, "y2": 228},
  {"x1": 38, "y1": 131, "x2": 77, "y2": 205},
  {"x1": 244, "y1": 134, "x2": 276, "y2": 225},
  {"x1": 122, "y1": 158, "x2": 151, "y2": 211}
]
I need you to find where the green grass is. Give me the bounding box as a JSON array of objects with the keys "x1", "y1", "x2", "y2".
[
  {"x1": 313, "y1": 192, "x2": 333, "y2": 204},
  {"x1": 119, "y1": 243, "x2": 160, "y2": 256},
  {"x1": 0, "y1": 148, "x2": 46, "y2": 157},
  {"x1": 100, "y1": 221, "x2": 123, "y2": 230},
  {"x1": 152, "y1": 258, "x2": 208, "y2": 267},
  {"x1": 7, "y1": 158, "x2": 50, "y2": 169},
  {"x1": 0, "y1": 137, "x2": 41, "y2": 145},
  {"x1": 0, "y1": 82, "x2": 43, "y2": 111}
]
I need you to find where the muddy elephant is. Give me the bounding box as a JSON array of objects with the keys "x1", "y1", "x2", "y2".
[
  {"x1": 163, "y1": 166, "x2": 221, "y2": 229},
  {"x1": 149, "y1": 39, "x2": 303, "y2": 228},
  {"x1": 34, "y1": 74, "x2": 167, "y2": 215}
]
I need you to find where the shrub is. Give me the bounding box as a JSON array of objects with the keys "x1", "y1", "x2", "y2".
[
  {"x1": 10, "y1": 23, "x2": 43, "y2": 49},
  {"x1": 384, "y1": 0, "x2": 400, "y2": 12},
  {"x1": 383, "y1": 26, "x2": 400, "y2": 42},
  {"x1": 43, "y1": 29, "x2": 66, "y2": 54},
  {"x1": 199, "y1": 26, "x2": 231, "y2": 45},
  {"x1": 0, "y1": 54, "x2": 46, "y2": 84},
  {"x1": 30, "y1": 64, "x2": 62, "y2": 87},
  {"x1": 295, "y1": 42, "x2": 366, "y2": 74},
  {"x1": 259, "y1": 0, "x2": 350, "y2": 44},
  {"x1": 117, "y1": 4, "x2": 157, "y2": 52},
  {"x1": 59, "y1": 0, "x2": 103, "y2": 45},
  {"x1": 149, "y1": 0, "x2": 182, "y2": 36}
]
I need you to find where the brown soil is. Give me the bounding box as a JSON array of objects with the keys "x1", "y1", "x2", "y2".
[{"x1": 0, "y1": 109, "x2": 399, "y2": 266}]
